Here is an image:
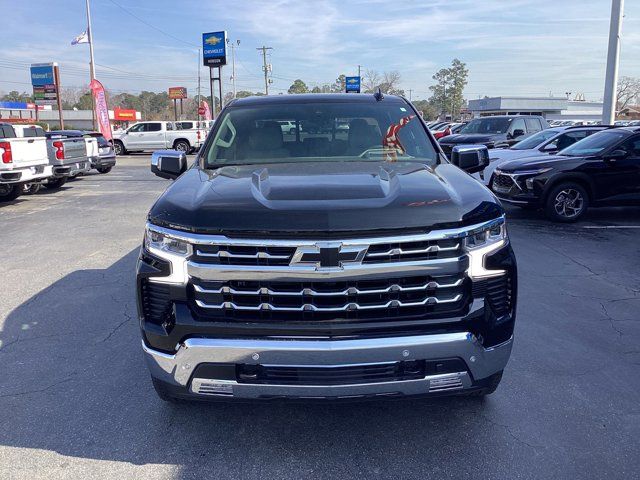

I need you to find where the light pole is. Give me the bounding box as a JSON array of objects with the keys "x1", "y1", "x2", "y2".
[
  {"x1": 226, "y1": 38, "x2": 240, "y2": 98},
  {"x1": 603, "y1": 0, "x2": 624, "y2": 124}
]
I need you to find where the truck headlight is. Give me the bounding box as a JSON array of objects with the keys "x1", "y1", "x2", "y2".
[
  {"x1": 144, "y1": 227, "x2": 191, "y2": 256},
  {"x1": 464, "y1": 218, "x2": 507, "y2": 278}
]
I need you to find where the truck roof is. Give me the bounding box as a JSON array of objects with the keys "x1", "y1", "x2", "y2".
[{"x1": 229, "y1": 93, "x2": 407, "y2": 107}]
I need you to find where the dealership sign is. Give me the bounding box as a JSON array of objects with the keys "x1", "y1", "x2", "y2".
[
  {"x1": 30, "y1": 63, "x2": 58, "y2": 105},
  {"x1": 168, "y1": 87, "x2": 187, "y2": 99},
  {"x1": 345, "y1": 76, "x2": 361, "y2": 93},
  {"x1": 202, "y1": 31, "x2": 227, "y2": 66}
]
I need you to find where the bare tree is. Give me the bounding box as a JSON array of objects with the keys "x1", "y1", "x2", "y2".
[
  {"x1": 616, "y1": 76, "x2": 640, "y2": 112},
  {"x1": 362, "y1": 69, "x2": 381, "y2": 93}
]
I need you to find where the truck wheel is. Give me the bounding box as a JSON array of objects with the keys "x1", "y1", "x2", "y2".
[
  {"x1": 113, "y1": 141, "x2": 125, "y2": 156},
  {"x1": 0, "y1": 184, "x2": 21, "y2": 202},
  {"x1": 174, "y1": 140, "x2": 190, "y2": 153},
  {"x1": 470, "y1": 370, "x2": 503, "y2": 396},
  {"x1": 151, "y1": 377, "x2": 185, "y2": 404},
  {"x1": 544, "y1": 182, "x2": 589, "y2": 222},
  {"x1": 22, "y1": 183, "x2": 41, "y2": 194},
  {"x1": 97, "y1": 166, "x2": 112, "y2": 174},
  {"x1": 43, "y1": 177, "x2": 67, "y2": 190}
]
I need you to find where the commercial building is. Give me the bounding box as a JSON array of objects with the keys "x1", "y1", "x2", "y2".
[
  {"x1": 0, "y1": 101, "x2": 141, "y2": 130},
  {"x1": 467, "y1": 96, "x2": 604, "y2": 122}
]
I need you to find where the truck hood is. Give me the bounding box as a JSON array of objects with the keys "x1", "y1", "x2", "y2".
[
  {"x1": 148, "y1": 161, "x2": 502, "y2": 235},
  {"x1": 439, "y1": 133, "x2": 507, "y2": 145}
]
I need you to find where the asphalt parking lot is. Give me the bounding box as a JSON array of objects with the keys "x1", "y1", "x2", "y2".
[{"x1": 1, "y1": 155, "x2": 639, "y2": 480}]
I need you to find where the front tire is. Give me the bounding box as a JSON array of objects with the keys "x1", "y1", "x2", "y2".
[
  {"x1": 97, "y1": 166, "x2": 112, "y2": 174},
  {"x1": 470, "y1": 370, "x2": 503, "y2": 396},
  {"x1": 174, "y1": 140, "x2": 190, "y2": 153},
  {"x1": 544, "y1": 182, "x2": 589, "y2": 222},
  {"x1": 0, "y1": 184, "x2": 21, "y2": 202},
  {"x1": 113, "y1": 141, "x2": 125, "y2": 156},
  {"x1": 43, "y1": 177, "x2": 67, "y2": 190},
  {"x1": 22, "y1": 183, "x2": 41, "y2": 195},
  {"x1": 151, "y1": 377, "x2": 185, "y2": 404}
]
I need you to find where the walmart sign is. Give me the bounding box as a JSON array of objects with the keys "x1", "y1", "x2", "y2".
[{"x1": 202, "y1": 31, "x2": 227, "y2": 67}]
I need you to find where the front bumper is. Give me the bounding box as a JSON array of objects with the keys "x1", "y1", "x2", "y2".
[
  {"x1": 143, "y1": 333, "x2": 512, "y2": 400},
  {"x1": 0, "y1": 165, "x2": 53, "y2": 184}
]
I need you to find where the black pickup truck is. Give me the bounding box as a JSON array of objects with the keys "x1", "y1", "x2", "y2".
[{"x1": 137, "y1": 93, "x2": 517, "y2": 402}]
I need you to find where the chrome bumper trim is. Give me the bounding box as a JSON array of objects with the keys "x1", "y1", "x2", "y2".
[
  {"x1": 142, "y1": 333, "x2": 513, "y2": 397},
  {"x1": 189, "y1": 371, "x2": 470, "y2": 398}
]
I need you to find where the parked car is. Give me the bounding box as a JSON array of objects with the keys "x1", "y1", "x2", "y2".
[
  {"x1": 47, "y1": 130, "x2": 98, "y2": 177},
  {"x1": 0, "y1": 123, "x2": 52, "y2": 201},
  {"x1": 111, "y1": 121, "x2": 205, "y2": 155},
  {"x1": 438, "y1": 115, "x2": 548, "y2": 158},
  {"x1": 277, "y1": 120, "x2": 297, "y2": 135},
  {"x1": 139, "y1": 93, "x2": 517, "y2": 402},
  {"x1": 82, "y1": 132, "x2": 116, "y2": 173},
  {"x1": 45, "y1": 131, "x2": 90, "y2": 188},
  {"x1": 449, "y1": 122, "x2": 466, "y2": 134},
  {"x1": 473, "y1": 125, "x2": 609, "y2": 184},
  {"x1": 490, "y1": 127, "x2": 640, "y2": 221}
]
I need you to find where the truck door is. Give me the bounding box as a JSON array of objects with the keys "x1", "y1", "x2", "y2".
[
  {"x1": 144, "y1": 122, "x2": 165, "y2": 149},
  {"x1": 124, "y1": 123, "x2": 147, "y2": 149}
]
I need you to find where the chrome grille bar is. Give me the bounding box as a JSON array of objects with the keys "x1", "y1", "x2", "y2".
[
  {"x1": 195, "y1": 249, "x2": 290, "y2": 260},
  {"x1": 366, "y1": 243, "x2": 460, "y2": 258},
  {"x1": 195, "y1": 294, "x2": 463, "y2": 311},
  {"x1": 193, "y1": 278, "x2": 463, "y2": 296}
]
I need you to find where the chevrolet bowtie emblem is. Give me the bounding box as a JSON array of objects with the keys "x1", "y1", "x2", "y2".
[{"x1": 290, "y1": 242, "x2": 367, "y2": 269}]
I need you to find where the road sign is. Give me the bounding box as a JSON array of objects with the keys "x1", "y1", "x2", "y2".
[
  {"x1": 345, "y1": 76, "x2": 361, "y2": 93},
  {"x1": 30, "y1": 63, "x2": 58, "y2": 105},
  {"x1": 202, "y1": 31, "x2": 227, "y2": 66},
  {"x1": 169, "y1": 87, "x2": 187, "y2": 99}
]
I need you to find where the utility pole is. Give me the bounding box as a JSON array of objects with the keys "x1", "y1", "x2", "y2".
[
  {"x1": 257, "y1": 46, "x2": 273, "y2": 95},
  {"x1": 408, "y1": 89, "x2": 413, "y2": 101},
  {"x1": 603, "y1": 0, "x2": 624, "y2": 124},
  {"x1": 85, "y1": 0, "x2": 97, "y2": 130},
  {"x1": 358, "y1": 64, "x2": 362, "y2": 78},
  {"x1": 197, "y1": 48, "x2": 201, "y2": 123},
  {"x1": 227, "y1": 39, "x2": 240, "y2": 98}
]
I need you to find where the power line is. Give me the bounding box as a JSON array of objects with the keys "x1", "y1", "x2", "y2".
[{"x1": 106, "y1": 0, "x2": 198, "y2": 49}]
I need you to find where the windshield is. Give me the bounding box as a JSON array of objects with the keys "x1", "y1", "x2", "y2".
[
  {"x1": 203, "y1": 102, "x2": 438, "y2": 168},
  {"x1": 559, "y1": 130, "x2": 628, "y2": 156},
  {"x1": 459, "y1": 117, "x2": 512, "y2": 134},
  {"x1": 511, "y1": 129, "x2": 558, "y2": 150}
]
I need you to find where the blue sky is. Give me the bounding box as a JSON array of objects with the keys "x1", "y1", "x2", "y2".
[{"x1": 1, "y1": 0, "x2": 639, "y2": 102}]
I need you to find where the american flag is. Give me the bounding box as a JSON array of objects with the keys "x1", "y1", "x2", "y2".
[{"x1": 382, "y1": 114, "x2": 415, "y2": 162}]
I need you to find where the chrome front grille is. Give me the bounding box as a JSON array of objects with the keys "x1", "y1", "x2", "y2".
[
  {"x1": 194, "y1": 245, "x2": 295, "y2": 266},
  {"x1": 363, "y1": 238, "x2": 461, "y2": 263},
  {"x1": 190, "y1": 274, "x2": 469, "y2": 322},
  {"x1": 191, "y1": 236, "x2": 461, "y2": 266}
]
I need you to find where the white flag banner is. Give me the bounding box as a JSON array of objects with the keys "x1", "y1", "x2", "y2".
[{"x1": 71, "y1": 29, "x2": 89, "y2": 45}]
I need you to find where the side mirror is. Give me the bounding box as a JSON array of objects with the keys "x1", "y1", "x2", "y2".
[
  {"x1": 511, "y1": 129, "x2": 525, "y2": 138},
  {"x1": 542, "y1": 143, "x2": 558, "y2": 153},
  {"x1": 151, "y1": 150, "x2": 188, "y2": 180},
  {"x1": 451, "y1": 144, "x2": 490, "y2": 174},
  {"x1": 604, "y1": 149, "x2": 627, "y2": 162}
]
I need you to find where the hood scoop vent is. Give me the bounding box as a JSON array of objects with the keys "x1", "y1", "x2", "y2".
[{"x1": 251, "y1": 165, "x2": 400, "y2": 202}]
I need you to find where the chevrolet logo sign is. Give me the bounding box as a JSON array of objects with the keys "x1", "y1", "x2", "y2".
[{"x1": 290, "y1": 242, "x2": 368, "y2": 269}]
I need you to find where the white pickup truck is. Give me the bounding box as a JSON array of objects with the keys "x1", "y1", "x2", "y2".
[
  {"x1": 111, "y1": 121, "x2": 205, "y2": 155},
  {"x1": 0, "y1": 123, "x2": 53, "y2": 202}
]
